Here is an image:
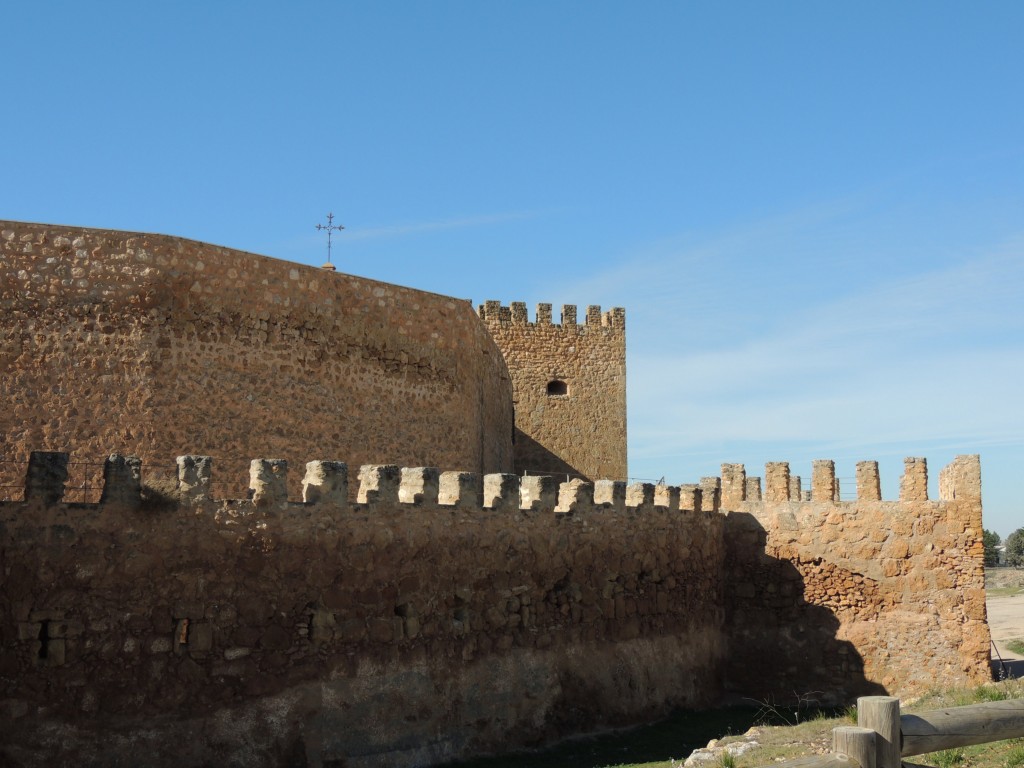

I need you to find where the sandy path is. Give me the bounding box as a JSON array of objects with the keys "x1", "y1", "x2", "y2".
[{"x1": 987, "y1": 593, "x2": 1024, "y2": 667}]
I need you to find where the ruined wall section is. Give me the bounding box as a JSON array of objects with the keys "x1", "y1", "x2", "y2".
[
  {"x1": 0, "y1": 222, "x2": 514, "y2": 496},
  {"x1": 719, "y1": 455, "x2": 989, "y2": 703},
  {"x1": 480, "y1": 301, "x2": 626, "y2": 481},
  {"x1": 0, "y1": 453, "x2": 725, "y2": 768}
]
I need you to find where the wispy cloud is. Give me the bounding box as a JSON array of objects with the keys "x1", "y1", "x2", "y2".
[{"x1": 565, "y1": 200, "x2": 1024, "y2": 531}]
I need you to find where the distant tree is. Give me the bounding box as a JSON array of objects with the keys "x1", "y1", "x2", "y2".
[
  {"x1": 1005, "y1": 528, "x2": 1024, "y2": 568},
  {"x1": 984, "y1": 529, "x2": 1002, "y2": 567}
]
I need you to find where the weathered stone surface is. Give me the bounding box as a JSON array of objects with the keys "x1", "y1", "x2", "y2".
[
  {"x1": 99, "y1": 454, "x2": 141, "y2": 507},
  {"x1": 0, "y1": 221, "x2": 514, "y2": 500},
  {"x1": 0, "y1": 447, "x2": 989, "y2": 766},
  {"x1": 302, "y1": 461, "x2": 348, "y2": 506},
  {"x1": 24, "y1": 451, "x2": 69, "y2": 505},
  {"x1": 480, "y1": 301, "x2": 626, "y2": 481},
  {"x1": 176, "y1": 455, "x2": 212, "y2": 502}
]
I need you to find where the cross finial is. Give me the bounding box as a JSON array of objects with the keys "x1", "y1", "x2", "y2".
[{"x1": 315, "y1": 212, "x2": 344, "y2": 269}]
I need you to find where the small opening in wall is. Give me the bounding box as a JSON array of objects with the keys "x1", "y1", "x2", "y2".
[
  {"x1": 38, "y1": 621, "x2": 50, "y2": 660},
  {"x1": 546, "y1": 380, "x2": 568, "y2": 397}
]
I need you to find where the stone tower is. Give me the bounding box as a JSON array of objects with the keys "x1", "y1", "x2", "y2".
[{"x1": 479, "y1": 301, "x2": 627, "y2": 481}]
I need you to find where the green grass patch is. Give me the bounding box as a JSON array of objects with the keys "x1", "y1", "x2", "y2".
[
  {"x1": 987, "y1": 587, "x2": 1024, "y2": 598},
  {"x1": 1006, "y1": 639, "x2": 1024, "y2": 655}
]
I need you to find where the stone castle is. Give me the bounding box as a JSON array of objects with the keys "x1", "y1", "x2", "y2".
[
  {"x1": 0, "y1": 221, "x2": 624, "y2": 496},
  {"x1": 0, "y1": 221, "x2": 991, "y2": 768}
]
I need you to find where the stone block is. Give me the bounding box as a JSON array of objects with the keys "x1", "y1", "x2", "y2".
[
  {"x1": 249, "y1": 459, "x2": 288, "y2": 506},
  {"x1": 439, "y1": 471, "x2": 478, "y2": 508},
  {"x1": 654, "y1": 484, "x2": 680, "y2": 511},
  {"x1": 357, "y1": 465, "x2": 400, "y2": 506},
  {"x1": 303, "y1": 461, "x2": 348, "y2": 506},
  {"x1": 556, "y1": 478, "x2": 593, "y2": 513},
  {"x1": 398, "y1": 467, "x2": 439, "y2": 505},
  {"x1": 100, "y1": 454, "x2": 142, "y2": 507},
  {"x1": 721, "y1": 463, "x2": 746, "y2": 508},
  {"x1": 483, "y1": 473, "x2": 519, "y2": 512},
  {"x1": 594, "y1": 479, "x2": 625, "y2": 511},
  {"x1": 25, "y1": 451, "x2": 69, "y2": 504},
  {"x1": 176, "y1": 455, "x2": 212, "y2": 502},
  {"x1": 765, "y1": 462, "x2": 790, "y2": 502},
  {"x1": 699, "y1": 477, "x2": 721, "y2": 512},
  {"x1": 625, "y1": 482, "x2": 655, "y2": 511},
  {"x1": 520, "y1": 475, "x2": 558, "y2": 512}
]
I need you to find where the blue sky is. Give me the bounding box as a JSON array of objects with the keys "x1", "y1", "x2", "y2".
[{"x1": 2, "y1": 2, "x2": 1022, "y2": 535}]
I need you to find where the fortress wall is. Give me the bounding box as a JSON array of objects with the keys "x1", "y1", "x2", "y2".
[
  {"x1": 0, "y1": 452, "x2": 990, "y2": 765},
  {"x1": 720, "y1": 455, "x2": 989, "y2": 703},
  {"x1": 0, "y1": 454, "x2": 725, "y2": 768},
  {"x1": 480, "y1": 301, "x2": 627, "y2": 481},
  {"x1": 0, "y1": 222, "x2": 514, "y2": 498}
]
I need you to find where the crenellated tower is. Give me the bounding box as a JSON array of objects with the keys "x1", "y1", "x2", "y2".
[{"x1": 479, "y1": 300, "x2": 627, "y2": 481}]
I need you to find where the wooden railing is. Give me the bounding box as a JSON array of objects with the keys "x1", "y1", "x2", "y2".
[{"x1": 766, "y1": 696, "x2": 1024, "y2": 768}]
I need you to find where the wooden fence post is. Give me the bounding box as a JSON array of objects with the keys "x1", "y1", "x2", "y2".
[
  {"x1": 833, "y1": 726, "x2": 877, "y2": 768},
  {"x1": 858, "y1": 696, "x2": 901, "y2": 768}
]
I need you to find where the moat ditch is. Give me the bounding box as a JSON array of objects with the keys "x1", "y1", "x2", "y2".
[{"x1": 439, "y1": 704, "x2": 842, "y2": 768}]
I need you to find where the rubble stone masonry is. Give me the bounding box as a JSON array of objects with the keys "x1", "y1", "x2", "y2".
[
  {"x1": 479, "y1": 301, "x2": 627, "y2": 481},
  {"x1": 0, "y1": 221, "x2": 514, "y2": 498},
  {"x1": 0, "y1": 452, "x2": 989, "y2": 767}
]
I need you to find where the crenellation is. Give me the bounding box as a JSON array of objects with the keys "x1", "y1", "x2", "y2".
[
  {"x1": 679, "y1": 483, "x2": 701, "y2": 512},
  {"x1": 439, "y1": 470, "x2": 479, "y2": 508},
  {"x1": 812, "y1": 459, "x2": 839, "y2": 502},
  {"x1": 510, "y1": 302, "x2": 528, "y2": 324},
  {"x1": 939, "y1": 454, "x2": 982, "y2": 501},
  {"x1": 594, "y1": 478, "x2": 626, "y2": 510},
  {"x1": 765, "y1": 462, "x2": 790, "y2": 501},
  {"x1": 99, "y1": 454, "x2": 141, "y2": 507},
  {"x1": 250, "y1": 459, "x2": 288, "y2": 507},
  {"x1": 176, "y1": 455, "x2": 212, "y2": 502},
  {"x1": 699, "y1": 476, "x2": 721, "y2": 512},
  {"x1": 0, "y1": 221, "x2": 992, "y2": 768},
  {"x1": 654, "y1": 483, "x2": 680, "y2": 511},
  {"x1": 720, "y1": 463, "x2": 746, "y2": 508},
  {"x1": 556, "y1": 477, "x2": 593, "y2": 512},
  {"x1": 25, "y1": 451, "x2": 69, "y2": 505},
  {"x1": 900, "y1": 457, "x2": 929, "y2": 501},
  {"x1": 625, "y1": 481, "x2": 655, "y2": 511},
  {"x1": 302, "y1": 460, "x2": 348, "y2": 506},
  {"x1": 519, "y1": 474, "x2": 558, "y2": 512},
  {"x1": 483, "y1": 473, "x2": 519, "y2": 511},
  {"x1": 856, "y1": 461, "x2": 881, "y2": 501},
  {"x1": 481, "y1": 296, "x2": 627, "y2": 481},
  {"x1": 0, "y1": 447, "x2": 991, "y2": 767},
  {"x1": 603, "y1": 307, "x2": 626, "y2": 329},
  {"x1": 398, "y1": 467, "x2": 439, "y2": 505},
  {"x1": 356, "y1": 464, "x2": 400, "y2": 506}
]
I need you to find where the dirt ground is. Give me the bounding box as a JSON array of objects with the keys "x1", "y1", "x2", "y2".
[{"x1": 986, "y1": 569, "x2": 1024, "y2": 673}]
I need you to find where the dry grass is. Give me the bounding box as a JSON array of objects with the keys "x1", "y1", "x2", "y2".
[{"x1": 614, "y1": 680, "x2": 1024, "y2": 768}]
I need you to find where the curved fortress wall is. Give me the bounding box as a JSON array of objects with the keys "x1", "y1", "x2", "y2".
[{"x1": 0, "y1": 221, "x2": 514, "y2": 494}]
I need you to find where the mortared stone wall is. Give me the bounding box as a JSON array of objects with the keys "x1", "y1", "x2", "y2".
[{"x1": 0, "y1": 221, "x2": 515, "y2": 498}]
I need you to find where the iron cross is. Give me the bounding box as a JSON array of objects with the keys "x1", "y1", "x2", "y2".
[{"x1": 315, "y1": 212, "x2": 345, "y2": 265}]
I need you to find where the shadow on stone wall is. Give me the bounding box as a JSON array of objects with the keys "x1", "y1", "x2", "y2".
[
  {"x1": 513, "y1": 429, "x2": 586, "y2": 480},
  {"x1": 722, "y1": 512, "x2": 888, "y2": 705}
]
